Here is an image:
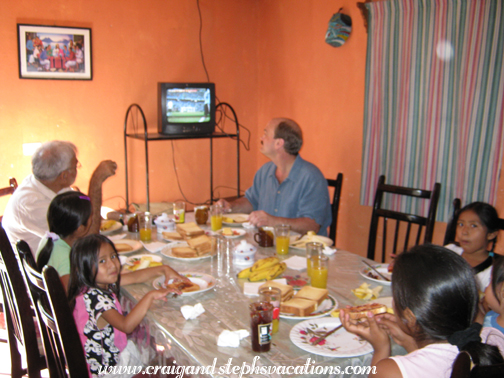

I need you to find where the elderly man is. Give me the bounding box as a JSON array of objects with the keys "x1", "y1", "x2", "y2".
[
  {"x1": 3, "y1": 141, "x2": 116, "y2": 253},
  {"x1": 218, "y1": 118, "x2": 331, "y2": 236}
]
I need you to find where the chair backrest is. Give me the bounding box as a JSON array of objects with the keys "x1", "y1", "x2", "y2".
[
  {"x1": 443, "y1": 198, "x2": 462, "y2": 245},
  {"x1": 0, "y1": 225, "x2": 44, "y2": 378},
  {"x1": 450, "y1": 351, "x2": 504, "y2": 378},
  {"x1": 327, "y1": 173, "x2": 343, "y2": 245},
  {"x1": 38, "y1": 265, "x2": 88, "y2": 378},
  {"x1": 0, "y1": 178, "x2": 18, "y2": 223},
  {"x1": 367, "y1": 175, "x2": 441, "y2": 262}
]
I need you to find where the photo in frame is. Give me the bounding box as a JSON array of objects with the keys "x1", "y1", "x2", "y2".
[{"x1": 18, "y1": 24, "x2": 92, "y2": 80}]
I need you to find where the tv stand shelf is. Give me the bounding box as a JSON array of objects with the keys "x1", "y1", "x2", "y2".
[{"x1": 123, "y1": 104, "x2": 240, "y2": 212}]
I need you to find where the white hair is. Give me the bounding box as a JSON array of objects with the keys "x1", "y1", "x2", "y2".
[{"x1": 32, "y1": 141, "x2": 77, "y2": 181}]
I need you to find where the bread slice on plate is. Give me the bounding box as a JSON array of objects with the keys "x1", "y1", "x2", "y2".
[
  {"x1": 115, "y1": 243, "x2": 134, "y2": 253},
  {"x1": 162, "y1": 231, "x2": 184, "y2": 240},
  {"x1": 176, "y1": 222, "x2": 205, "y2": 237},
  {"x1": 280, "y1": 298, "x2": 317, "y2": 317},
  {"x1": 259, "y1": 281, "x2": 294, "y2": 302},
  {"x1": 171, "y1": 246, "x2": 198, "y2": 258},
  {"x1": 294, "y1": 286, "x2": 328, "y2": 307},
  {"x1": 186, "y1": 235, "x2": 212, "y2": 255},
  {"x1": 346, "y1": 303, "x2": 388, "y2": 320}
]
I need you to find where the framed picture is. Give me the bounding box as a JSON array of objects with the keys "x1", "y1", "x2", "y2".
[{"x1": 17, "y1": 24, "x2": 92, "y2": 80}]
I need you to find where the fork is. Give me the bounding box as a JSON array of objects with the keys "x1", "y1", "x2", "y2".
[{"x1": 310, "y1": 324, "x2": 343, "y2": 345}]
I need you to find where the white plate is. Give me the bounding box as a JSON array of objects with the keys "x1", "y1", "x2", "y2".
[
  {"x1": 375, "y1": 296, "x2": 393, "y2": 309},
  {"x1": 152, "y1": 272, "x2": 216, "y2": 296},
  {"x1": 160, "y1": 242, "x2": 214, "y2": 261},
  {"x1": 100, "y1": 220, "x2": 122, "y2": 235},
  {"x1": 113, "y1": 239, "x2": 143, "y2": 254},
  {"x1": 280, "y1": 294, "x2": 338, "y2": 320},
  {"x1": 289, "y1": 234, "x2": 333, "y2": 250},
  {"x1": 290, "y1": 317, "x2": 373, "y2": 357},
  {"x1": 223, "y1": 213, "x2": 249, "y2": 226},
  {"x1": 218, "y1": 228, "x2": 246, "y2": 239},
  {"x1": 360, "y1": 263, "x2": 392, "y2": 285},
  {"x1": 123, "y1": 254, "x2": 162, "y2": 266}
]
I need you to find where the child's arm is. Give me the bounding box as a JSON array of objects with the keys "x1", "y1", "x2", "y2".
[
  {"x1": 98, "y1": 288, "x2": 173, "y2": 334},
  {"x1": 120, "y1": 264, "x2": 189, "y2": 286}
]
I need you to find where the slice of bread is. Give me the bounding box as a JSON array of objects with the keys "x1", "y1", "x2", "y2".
[
  {"x1": 168, "y1": 280, "x2": 200, "y2": 292},
  {"x1": 162, "y1": 231, "x2": 184, "y2": 240},
  {"x1": 186, "y1": 235, "x2": 212, "y2": 255},
  {"x1": 176, "y1": 222, "x2": 205, "y2": 237},
  {"x1": 280, "y1": 298, "x2": 317, "y2": 317},
  {"x1": 295, "y1": 286, "x2": 329, "y2": 306},
  {"x1": 115, "y1": 243, "x2": 133, "y2": 253},
  {"x1": 346, "y1": 303, "x2": 388, "y2": 320},
  {"x1": 259, "y1": 281, "x2": 294, "y2": 302},
  {"x1": 171, "y1": 246, "x2": 198, "y2": 258}
]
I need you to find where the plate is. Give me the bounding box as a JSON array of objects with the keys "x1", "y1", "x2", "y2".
[
  {"x1": 123, "y1": 254, "x2": 162, "y2": 266},
  {"x1": 152, "y1": 272, "x2": 216, "y2": 296},
  {"x1": 218, "y1": 228, "x2": 246, "y2": 239},
  {"x1": 290, "y1": 317, "x2": 373, "y2": 357},
  {"x1": 280, "y1": 294, "x2": 338, "y2": 320},
  {"x1": 100, "y1": 220, "x2": 122, "y2": 235},
  {"x1": 113, "y1": 239, "x2": 143, "y2": 254},
  {"x1": 375, "y1": 296, "x2": 393, "y2": 309},
  {"x1": 360, "y1": 263, "x2": 392, "y2": 285},
  {"x1": 223, "y1": 213, "x2": 249, "y2": 226},
  {"x1": 289, "y1": 234, "x2": 333, "y2": 250},
  {"x1": 160, "y1": 242, "x2": 214, "y2": 261}
]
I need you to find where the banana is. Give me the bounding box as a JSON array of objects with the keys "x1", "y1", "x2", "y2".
[
  {"x1": 248, "y1": 262, "x2": 287, "y2": 282},
  {"x1": 251, "y1": 257, "x2": 280, "y2": 272},
  {"x1": 249, "y1": 267, "x2": 273, "y2": 282},
  {"x1": 237, "y1": 267, "x2": 253, "y2": 279},
  {"x1": 266, "y1": 262, "x2": 286, "y2": 280}
]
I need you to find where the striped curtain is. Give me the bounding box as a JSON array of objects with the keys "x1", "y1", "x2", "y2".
[{"x1": 360, "y1": 0, "x2": 504, "y2": 221}]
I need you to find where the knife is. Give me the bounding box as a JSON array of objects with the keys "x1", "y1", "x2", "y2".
[
  {"x1": 362, "y1": 260, "x2": 391, "y2": 282},
  {"x1": 311, "y1": 324, "x2": 343, "y2": 345}
]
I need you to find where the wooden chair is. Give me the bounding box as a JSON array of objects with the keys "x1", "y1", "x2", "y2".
[
  {"x1": 443, "y1": 198, "x2": 462, "y2": 245},
  {"x1": 450, "y1": 351, "x2": 504, "y2": 378},
  {"x1": 0, "y1": 225, "x2": 47, "y2": 378},
  {"x1": 0, "y1": 178, "x2": 18, "y2": 223},
  {"x1": 367, "y1": 175, "x2": 441, "y2": 262},
  {"x1": 38, "y1": 265, "x2": 88, "y2": 377},
  {"x1": 327, "y1": 173, "x2": 343, "y2": 245}
]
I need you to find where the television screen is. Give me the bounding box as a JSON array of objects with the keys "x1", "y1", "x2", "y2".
[{"x1": 158, "y1": 82, "x2": 215, "y2": 135}]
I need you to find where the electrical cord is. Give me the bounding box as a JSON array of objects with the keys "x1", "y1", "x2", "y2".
[{"x1": 196, "y1": 0, "x2": 210, "y2": 82}]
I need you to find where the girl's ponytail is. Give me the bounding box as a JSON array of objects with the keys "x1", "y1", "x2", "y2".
[
  {"x1": 36, "y1": 232, "x2": 57, "y2": 272},
  {"x1": 449, "y1": 323, "x2": 503, "y2": 366}
]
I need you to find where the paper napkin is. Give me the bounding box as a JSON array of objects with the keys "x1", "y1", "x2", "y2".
[
  {"x1": 108, "y1": 233, "x2": 127, "y2": 241},
  {"x1": 181, "y1": 303, "x2": 205, "y2": 320},
  {"x1": 283, "y1": 255, "x2": 307, "y2": 270},
  {"x1": 141, "y1": 241, "x2": 166, "y2": 253},
  {"x1": 243, "y1": 278, "x2": 288, "y2": 296},
  {"x1": 217, "y1": 329, "x2": 250, "y2": 347},
  {"x1": 323, "y1": 246, "x2": 337, "y2": 256}
]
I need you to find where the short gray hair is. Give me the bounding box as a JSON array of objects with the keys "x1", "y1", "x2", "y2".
[
  {"x1": 274, "y1": 118, "x2": 303, "y2": 155},
  {"x1": 32, "y1": 141, "x2": 77, "y2": 181}
]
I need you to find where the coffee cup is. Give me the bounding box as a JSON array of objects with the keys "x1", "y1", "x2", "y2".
[{"x1": 254, "y1": 227, "x2": 274, "y2": 247}]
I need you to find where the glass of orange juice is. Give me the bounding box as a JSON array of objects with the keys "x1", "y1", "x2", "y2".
[
  {"x1": 274, "y1": 224, "x2": 290, "y2": 255},
  {"x1": 210, "y1": 205, "x2": 223, "y2": 231},
  {"x1": 306, "y1": 242, "x2": 323, "y2": 278},
  {"x1": 139, "y1": 212, "x2": 152, "y2": 242},
  {"x1": 310, "y1": 255, "x2": 328, "y2": 288}
]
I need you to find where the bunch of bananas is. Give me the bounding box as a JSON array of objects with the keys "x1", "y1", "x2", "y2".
[{"x1": 237, "y1": 257, "x2": 287, "y2": 282}]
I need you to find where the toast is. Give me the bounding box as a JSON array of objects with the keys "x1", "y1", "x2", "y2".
[
  {"x1": 171, "y1": 246, "x2": 198, "y2": 258},
  {"x1": 259, "y1": 281, "x2": 294, "y2": 302},
  {"x1": 186, "y1": 235, "x2": 212, "y2": 255},
  {"x1": 346, "y1": 303, "x2": 388, "y2": 320},
  {"x1": 176, "y1": 222, "x2": 205, "y2": 237},
  {"x1": 168, "y1": 280, "x2": 200, "y2": 293},
  {"x1": 280, "y1": 298, "x2": 317, "y2": 317},
  {"x1": 115, "y1": 243, "x2": 134, "y2": 253},
  {"x1": 162, "y1": 231, "x2": 184, "y2": 240},
  {"x1": 295, "y1": 286, "x2": 328, "y2": 306}
]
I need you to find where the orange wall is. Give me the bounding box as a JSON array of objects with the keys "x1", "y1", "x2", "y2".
[{"x1": 2, "y1": 0, "x2": 504, "y2": 257}]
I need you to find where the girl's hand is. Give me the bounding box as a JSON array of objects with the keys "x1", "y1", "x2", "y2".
[
  {"x1": 376, "y1": 313, "x2": 418, "y2": 353},
  {"x1": 340, "y1": 309, "x2": 390, "y2": 350},
  {"x1": 150, "y1": 287, "x2": 182, "y2": 300},
  {"x1": 161, "y1": 265, "x2": 191, "y2": 286}
]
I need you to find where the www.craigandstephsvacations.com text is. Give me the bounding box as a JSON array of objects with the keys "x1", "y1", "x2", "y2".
[{"x1": 98, "y1": 356, "x2": 376, "y2": 377}]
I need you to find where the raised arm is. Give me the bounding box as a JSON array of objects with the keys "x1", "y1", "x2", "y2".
[{"x1": 87, "y1": 160, "x2": 117, "y2": 235}]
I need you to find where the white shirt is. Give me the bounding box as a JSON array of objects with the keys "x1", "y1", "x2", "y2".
[
  {"x1": 2, "y1": 174, "x2": 70, "y2": 255},
  {"x1": 445, "y1": 243, "x2": 491, "y2": 291}
]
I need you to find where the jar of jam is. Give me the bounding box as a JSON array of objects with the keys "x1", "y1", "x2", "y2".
[
  {"x1": 127, "y1": 214, "x2": 139, "y2": 233},
  {"x1": 195, "y1": 206, "x2": 209, "y2": 225}
]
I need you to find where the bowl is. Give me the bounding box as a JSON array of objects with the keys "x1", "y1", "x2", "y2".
[{"x1": 233, "y1": 240, "x2": 257, "y2": 266}]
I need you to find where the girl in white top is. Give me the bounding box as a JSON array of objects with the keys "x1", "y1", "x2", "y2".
[{"x1": 341, "y1": 244, "x2": 503, "y2": 378}]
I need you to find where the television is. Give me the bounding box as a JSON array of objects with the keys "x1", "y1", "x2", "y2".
[{"x1": 158, "y1": 82, "x2": 216, "y2": 135}]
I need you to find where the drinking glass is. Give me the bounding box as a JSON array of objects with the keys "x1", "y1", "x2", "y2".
[
  {"x1": 210, "y1": 205, "x2": 223, "y2": 231},
  {"x1": 274, "y1": 224, "x2": 290, "y2": 255},
  {"x1": 306, "y1": 242, "x2": 323, "y2": 278},
  {"x1": 249, "y1": 302, "x2": 273, "y2": 352},
  {"x1": 173, "y1": 201, "x2": 185, "y2": 223},
  {"x1": 138, "y1": 212, "x2": 152, "y2": 242},
  {"x1": 259, "y1": 287, "x2": 281, "y2": 334},
  {"x1": 310, "y1": 255, "x2": 329, "y2": 288}
]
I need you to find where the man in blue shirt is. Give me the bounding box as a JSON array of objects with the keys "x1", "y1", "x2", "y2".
[{"x1": 218, "y1": 118, "x2": 331, "y2": 236}]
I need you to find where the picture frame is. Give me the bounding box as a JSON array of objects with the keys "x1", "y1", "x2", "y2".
[{"x1": 17, "y1": 24, "x2": 92, "y2": 80}]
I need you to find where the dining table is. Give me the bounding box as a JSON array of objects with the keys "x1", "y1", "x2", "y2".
[{"x1": 113, "y1": 213, "x2": 405, "y2": 378}]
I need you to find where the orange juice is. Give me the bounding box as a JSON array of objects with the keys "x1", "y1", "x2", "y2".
[
  {"x1": 307, "y1": 258, "x2": 312, "y2": 277},
  {"x1": 139, "y1": 228, "x2": 152, "y2": 242},
  {"x1": 272, "y1": 318, "x2": 279, "y2": 334},
  {"x1": 276, "y1": 236, "x2": 290, "y2": 255},
  {"x1": 311, "y1": 266, "x2": 328, "y2": 288},
  {"x1": 211, "y1": 214, "x2": 222, "y2": 231}
]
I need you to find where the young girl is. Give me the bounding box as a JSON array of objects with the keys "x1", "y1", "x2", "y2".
[
  {"x1": 36, "y1": 191, "x2": 92, "y2": 289},
  {"x1": 448, "y1": 202, "x2": 499, "y2": 291},
  {"x1": 68, "y1": 234, "x2": 186, "y2": 378},
  {"x1": 341, "y1": 244, "x2": 503, "y2": 378}
]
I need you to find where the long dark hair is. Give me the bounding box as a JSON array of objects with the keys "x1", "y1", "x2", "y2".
[
  {"x1": 67, "y1": 234, "x2": 120, "y2": 310},
  {"x1": 393, "y1": 244, "x2": 503, "y2": 366},
  {"x1": 37, "y1": 191, "x2": 91, "y2": 271},
  {"x1": 457, "y1": 202, "x2": 499, "y2": 250},
  {"x1": 491, "y1": 255, "x2": 504, "y2": 305}
]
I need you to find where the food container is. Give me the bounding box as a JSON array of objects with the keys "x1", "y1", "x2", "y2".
[
  {"x1": 233, "y1": 240, "x2": 257, "y2": 266},
  {"x1": 154, "y1": 213, "x2": 175, "y2": 233}
]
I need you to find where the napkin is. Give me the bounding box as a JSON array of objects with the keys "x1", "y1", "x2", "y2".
[
  {"x1": 109, "y1": 233, "x2": 127, "y2": 241},
  {"x1": 217, "y1": 329, "x2": 250, "y2": 347},
  {"x1": 181, "y1": 303, "x2": 205, "y2": 320},
  {"x1": 323, "y1": 246, "x2": 337, "y2": 256},
  {"x1": 141, "y1": 241, "x2": 167, "y2": 253},
  {"x1": 444, "y1": 243, "x2": 464, "y2": 254},
  {"x1": 243, "y1": 278, "x2": 288, "y2": 296},
  {"x1": 283, "y1": 255, "x2": 307, "y2": 270}
]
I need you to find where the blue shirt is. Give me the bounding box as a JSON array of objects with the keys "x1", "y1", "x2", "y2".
[
  {"x1": 245, "y1": 155, "x2": 332, "y2": 236},
  {"x1": 483, "y1": 310, "x2": 504, "y2": 334}
]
